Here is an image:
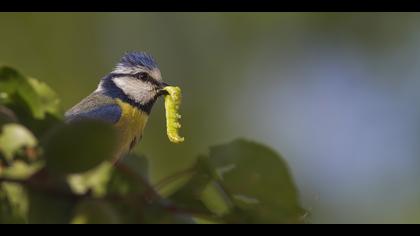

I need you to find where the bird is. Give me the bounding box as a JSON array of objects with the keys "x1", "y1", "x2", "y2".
[{"x1": 64, "y1": 52, "x2": 169, "y2": 162}]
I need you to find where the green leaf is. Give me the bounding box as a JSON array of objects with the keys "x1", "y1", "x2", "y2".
[
  {"x1": 0, "y1": 183, "x2": 28, "y2": 224},
  {"x1": 0, "y1": 67, "x2": 63, "y2": 137},
  {"x1": 44, "y1": 120, "x2": 118, "y2": 175},
  {"x1": 27, "y1": 169, "x2": 76, "y2": 224},
  {"x1": 67, "y1": 155, "x2": 148, "y2": 198},
  {"x1": 0, "y1": 160, "x2": 43, "y2": 179},
  {"x1": 119, "y1": 153, "x2": 149, "y2": 180},
  {"x1": 28, "y1": 189, "x2": 75, "y2": 224},
  {"x1": 72, "y1": 199, "x2": 195, "y2": 224},
  {"x1": 103, "y1": 197, "x2": 145, "y2": 224},
  {"x1": 141, "y1": 201, "x2": 195, "y2": 224},
  {"x1": 168, "y1": 155, "x2": 222, "y2": 217},
  {"x1": 0, "y1": 67, "x2": 20, "y2": 95},
  {"x1": 0, "y1": 124, "x2": 37, "y2": 162},
  {"x1": 169, "y1": 139, "x2": 307, "y2": 224},
  {"x1": 0, "y1": 66, "x2": 43, "y2": 119},
  {"x1": 27, "y1": 77, "x2": 62, "y2": 118},
  {"x1": 207, "y1": 139, "x2": 306, "y2": 223},
  {"x1": 106, "y1": 164, "x2": 149, "y2": 196},
  {"x1": 19, "y1": 112, "x2": 64, "y2": 139},
  {"x1": 105, "y1": 154, "x2": 152, "y2": 199},
  {"x1": 0, "y1": 66, "x2": 61, "y2": 120},
  {"x1": 71, "y1": 199, "x2": 122, "y2": 224},
  {"x1": 199, "y1": 181, "x2": 233, "y2": 217},
  {"x1": 67, "y1": 162, "x2": 114, "y2": 197}
]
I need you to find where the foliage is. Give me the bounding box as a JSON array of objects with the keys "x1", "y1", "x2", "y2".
[{"x1": 0, "y1": 66, "x2": 307, "y2": 224}]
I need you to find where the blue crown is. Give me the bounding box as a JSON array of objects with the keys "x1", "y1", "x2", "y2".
[{"x1": 119, "y1": 52, "x2": 158, "y2": 70}]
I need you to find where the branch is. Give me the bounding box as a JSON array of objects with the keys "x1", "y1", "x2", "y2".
[
  {"x1": 0, "y1": 177, "x2": 27, "y2": 185},
  {"x1": 113, "y1": 162, "x2": 160, "y2": 201},
  {"x1": 154, "y1": 167, "x2": 196, "y2": 191}
]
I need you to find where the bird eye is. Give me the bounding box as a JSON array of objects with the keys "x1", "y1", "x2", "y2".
[{"x1": 135, "y1": 72, "x2": 149, "y2": 80}]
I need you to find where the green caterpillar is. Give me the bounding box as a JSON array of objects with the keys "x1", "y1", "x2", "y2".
[{"x1": 163, "y1": 86, "x2": 185, "y2": 143}]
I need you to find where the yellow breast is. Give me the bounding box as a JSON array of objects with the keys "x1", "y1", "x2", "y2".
[{"x1": 113, "y1": 99, "x2": 149, "y2": 161}]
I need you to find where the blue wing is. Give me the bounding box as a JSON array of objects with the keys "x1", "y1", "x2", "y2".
[
  {"x1": 65, "y1": 104, "x2": 122, "y2": 124},
  {"x1": 65, "y1": 93, "x2": 122, "y2": 124}
]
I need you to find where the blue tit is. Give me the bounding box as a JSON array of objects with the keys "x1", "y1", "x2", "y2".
[{"x1": 65, "y1": 52, "x2": 169, "y2": 162}]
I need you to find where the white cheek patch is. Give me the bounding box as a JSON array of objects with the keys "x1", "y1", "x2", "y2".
[{"x1": 113, "y1": 77, "x2": 155, "y2": 104}]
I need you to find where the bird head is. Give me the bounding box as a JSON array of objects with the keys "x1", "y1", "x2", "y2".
[{"x1": 99, "y1": 52, "x2": 169, "y2": 113}]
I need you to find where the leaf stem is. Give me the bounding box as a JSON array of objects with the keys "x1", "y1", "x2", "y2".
[
  {"x1": 113, "y1": 162, "x2": 160, "y2": 201},
  {"x1": 154, "y1": 167, "x2": 196, "y2": 191}
]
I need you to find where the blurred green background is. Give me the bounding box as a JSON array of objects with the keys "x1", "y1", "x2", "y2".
[{"x1": 1, "y1": 12, "x2": 420, "y2": 223}]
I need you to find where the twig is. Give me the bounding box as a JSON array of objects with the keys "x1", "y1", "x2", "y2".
[
  {"x1": 163, "y1": 204, "x2": 223, "y2": 223},
  {"x1": 0, "y1": 105, "x2": 18, "y2": 122},
  {"x1": 113, "y1": 163, "x2": 160, "y2": 202},
  {"x1": 0, "y1": 177, "x2": 27, "y2": 185},
  {"x1": 154, "y1": 167, "x2": 196, "y2": 191},
  {"x1": 0, "y1": 176, "x2": 79, "y2": 200}
]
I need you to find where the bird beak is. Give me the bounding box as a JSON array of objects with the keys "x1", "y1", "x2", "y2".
[
  {"x1": 157, "y1": 82, "x2": 170, "y2": 97},
  {"x1": 160, "y1": 81, "x2": 170, "y2": 88}
]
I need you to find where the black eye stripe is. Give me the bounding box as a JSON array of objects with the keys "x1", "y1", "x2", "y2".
[
  {"x1": 135, "y1": 72, "x2": 148, "y2": 80},
  {"x1": 135, "y1": 73, "x2": 161, "y2": 87},
  {"x1": 110, "y1": 72, "x2": 161, "y2": 87}
]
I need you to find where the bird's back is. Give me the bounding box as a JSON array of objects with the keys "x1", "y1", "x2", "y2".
[{"x1": 65, "y1": 92, "x2": 121, "y2": 124}]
